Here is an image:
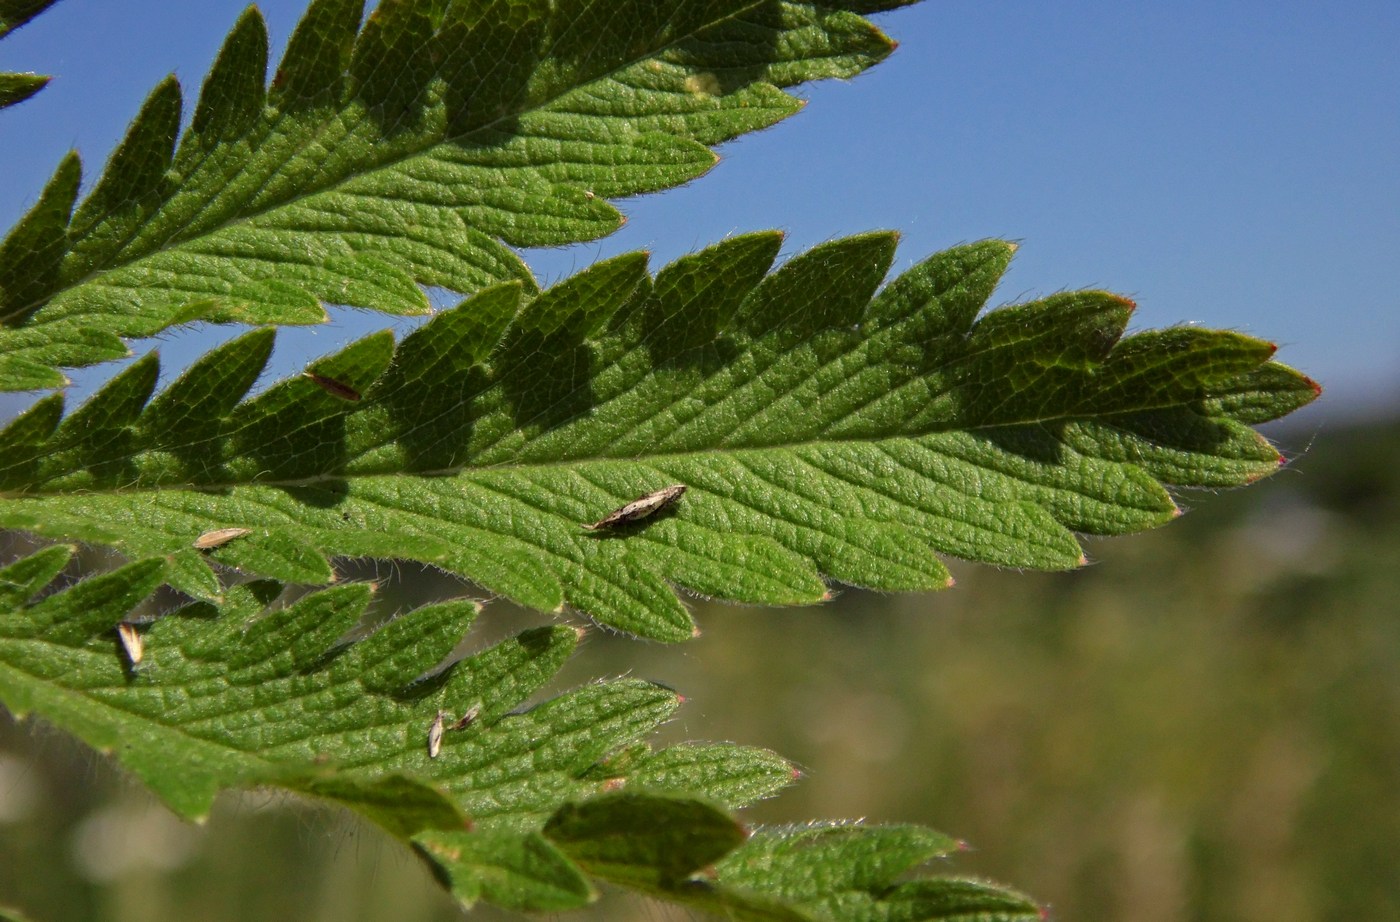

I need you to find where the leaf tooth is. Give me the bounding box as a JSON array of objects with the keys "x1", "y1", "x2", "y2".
[
  {"x1": 270, "y1": 0, "x2": 363, "y2": 106},
  {"x1": 509, "y1": 251, "x2": 649, "y2": 342},
  {"x1": 231, "y1": 581, "x2": 371, "y2": 672},
  {"x1": 1066, "y1": 412, "x2": 1286, "y2": 488},
  {"x1": 720, "y1": 823, "x2": 963, "y2": 898},
  {"x1": 636, "y1": 525, "x2": 830, "y2": 606},
  {"x1": 0, "y1": 150, "x2": 81, "y2": 325},
  {"x1": 0, "y1": 353, "x2": 69, "y2": 392},
  {"x1": 893, "y1": 430, "x2": 1179, "y2": 537},
  {"x1": 25, "y1": 558, "x2": 166, "y2": 646},
  {"x1": 355, "y1": 598, "x2": 481, "y2": 694},
  {"x1": 435, "y1": 3, "x2": 549, "y2": 135},
  {"x1": 865, "y1": 239, "x2": 1014, "y2": 334},
  {"x1": 50, "y1": 351, "x2": 161, "y2": 458},
  {"x1": 1098, "y1": 328, "x2": 1276, "y2": 414},
  {"x1": 68, "y1": 75, "x2": 182, "y2": 246},
  {"x1": 529, "y1": 680, "x2": 683, "y2": 779},
  {"x1": 141, "y1": 328, "x2": 276, "y2": 445},
  {"x1": 0, "y1": 544, "x2": 74, "y2": 610},
  {"x1": 349, "y1": 0, "x2": 436, "y2": 125},
  {"x1": 291, "y1": 772, "x2": 468, "y2": 839},
  {"x1": 966, "y1": 291, "x2": 1135, "y2": 377},
  {"x1": 543, "y1": 792, "x2": 746, "y2": 889},
  {"x1": 565, "y1": 551, "x2": 696, "y2": 642},
  {"x1": 0, "y1": 2, "x2": 60, "y2": 37},
  {"x1": 877, "y1": 878, "x2": 1044, "y2": 921},
  {"x1": 379, "y1": 282, "x2": 521, "y2": 397},
  {"x1": 303, "y1": 327, "x2": 396, "y2": 402},
  {"x1": 184, "y1": 6, "x2": 269, "y2": 152},
  {"x1": 438, "y1": 625, "x2": 579, "y2": 722},
  {"x1": 0, "y1": 72, "x2": 50, "y2": 109},
  {"x1": 0, "y1": 392, "x2": 63, "y2": 452},
  {"x1": 162, "y1": 548, "x2": 222, "y2": 602},
  {"x1": 733, "y1": 231, "x2": 897, "y2": 338},
  {"x1": 629, "y1": 743, "x2": 800, "y2": 811},
  {"x1": 322, "y1": 252, "x2": 431, "y2": 315},
  {"x1": 1202, "y1": 362, "x2": 1320, "y2": 424},
  {"x1": 646, "y1": 231, "x2": 782, "y2": 358}
]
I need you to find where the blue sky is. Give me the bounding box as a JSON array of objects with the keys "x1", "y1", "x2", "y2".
[{"x1": 2, "y1": 1, "x2": 1396, "y2": 425}]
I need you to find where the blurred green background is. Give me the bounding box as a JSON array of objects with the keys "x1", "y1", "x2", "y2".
[{"x1": 3, "y1": 409, "x2": 1397, "y2": 921}]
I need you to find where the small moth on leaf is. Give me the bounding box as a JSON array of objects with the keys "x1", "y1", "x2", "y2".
[
  {"x1": 193, "y1": 527, "x2": 251, "y2": 550},
  {"x1": 116, "y1": 622, "x2": 143, "y2": 665},
  {"x1": 427, "y1": 709, "x2": 447, "y2": 759},
  {"x1": 582, "y1": 484, "x2": 687, "y2": 531},
  {"x1": 450, "y1": 701, "x2": 483, "y2": 731},
  {"x1": 303, "y1": 371, "x2": 361, "y2": 402}
]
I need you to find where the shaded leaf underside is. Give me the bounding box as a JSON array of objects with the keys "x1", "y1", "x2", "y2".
[{"x1": 0, "y1": 233, "x2": 1317, "y2": 640}]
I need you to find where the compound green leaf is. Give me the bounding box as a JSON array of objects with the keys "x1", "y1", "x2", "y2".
[
  {"x1": 0, "y1": 2, "x2": 1321, "y2": 919},
  {"x1": 0, "y1": 546, "x2": 1039, "y2": 919},
  {"x1": 0, "y1": 236, "x2": 1318, "y2": 640},
  {"x1": 0, "y1": 554, "x2": 783, "y2": 836}
]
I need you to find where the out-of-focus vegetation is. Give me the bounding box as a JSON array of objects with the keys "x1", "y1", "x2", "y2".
[{"x1": 3, "y1": 410, "x2": 1396, "y2": 921}]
